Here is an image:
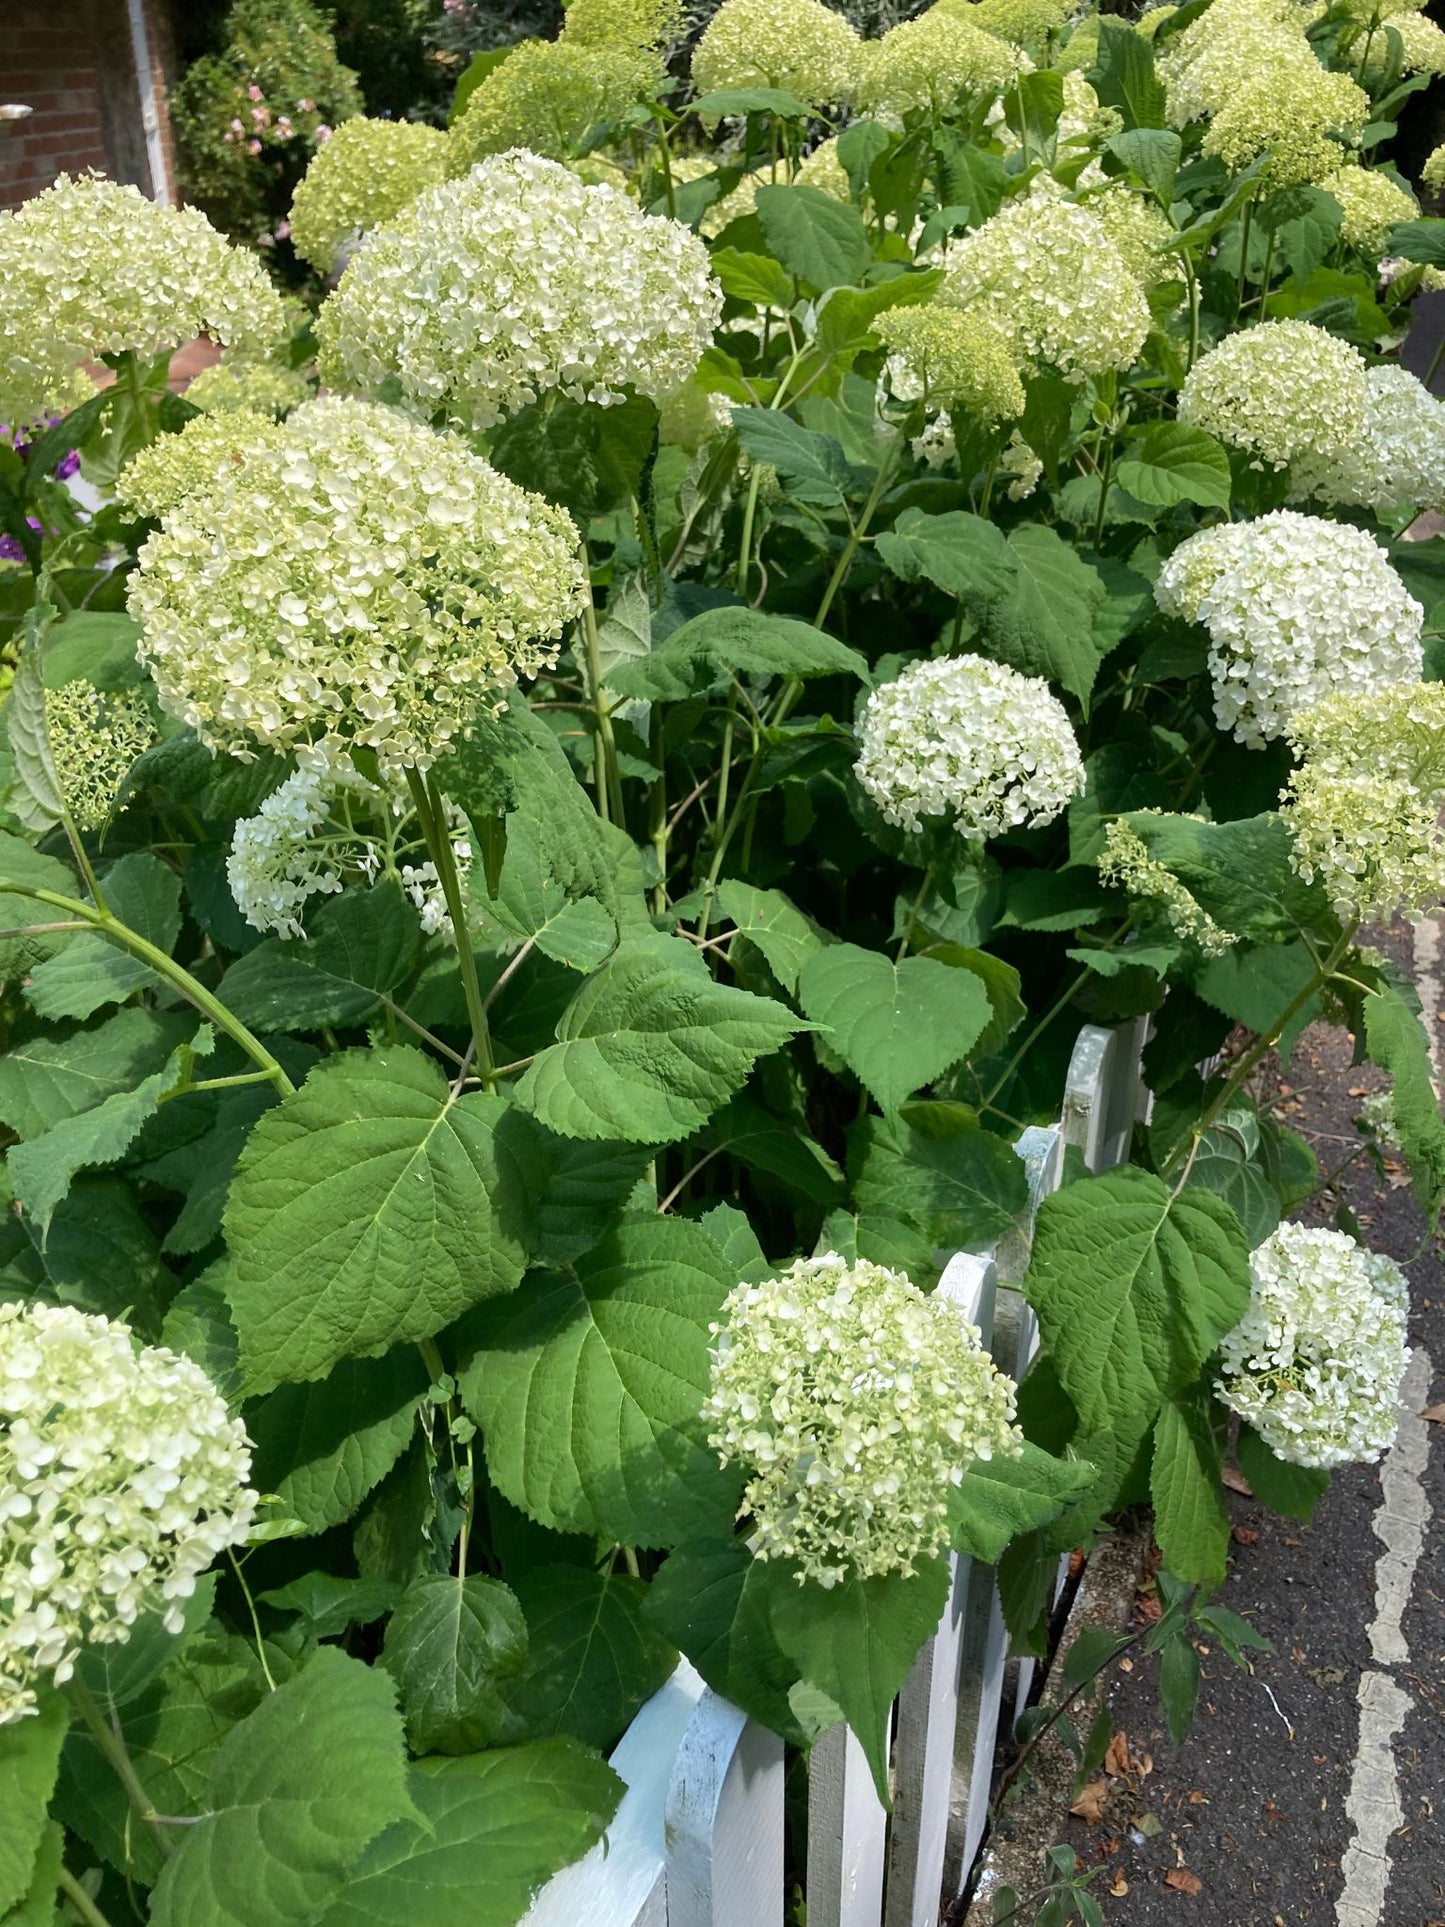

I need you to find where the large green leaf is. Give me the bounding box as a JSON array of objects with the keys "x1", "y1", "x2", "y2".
[
  {"x1": 459, "y1": 1213, "x2": 740, "y2": 1546},
  {"x1": 148, "y1": 1648, "x2": 416, "y2": 1927},
  {"x1": 487, "y1": 392, "x2": 658, "y2": 520},
  {"x1": 1363, "y1": 986, "x2": 1445, "y2": 1220},
  {"x1": 874, "y1": 507, "x2": 1016, "y2": 603},
  {"x1": 1150, "y1": 1393, "x2": 1229, "y2": 1585},
  {"x1": 512, "y1": 939, "x2": 803, "y2": 1143},
  {"x1": 608, "y1": 605, "x2": 865, "y2": 703},
  {"x1": 715, "y1": 879, "x2": 824, "y2": 994},
  {"x1": 946, "y1": 1441, "x2": 1098, "y2": 1566},
  {"x1": 754, "y1": 183, "x2": 872, "y2": 290},
  {"x1": 1123, "y1": 811, "x2": 1334, "y2": 943},
  {"x1": 707, "y1": 1095, "x2": 845, "y2": 1205},
  {"x1": 0, "y1": 1692, "x2": 67, "y2": 1914},
  {"x1": 1091, "y1": 16, "x2": 1166, "y2": 127},
  {"x1": 478, "y1": 812, "x2": 618, "y2": 974},
  {"x1": 0, "y1": 1007, "x2": 193, "y2": 1140},
  {"x1": 1195, "y1": 939, "x2": 1320, "y2": 1058},
  {"x1": 382, "y1": 1575, "x2": 528, "y2": 1755},
  {"x1": 3, "y1": 639, "x2": 63, "y2": 833},
  {"x1": 1385, "y1": 216, "x2": 1445, "y2": 265},
  {"x1": 798, "y1": 943, "x2": 991, "y2": 1113},
  {"x1": 315, "y1": 1742, "x2": 623, "y2": 1927},
  {"x1": 224, "y1": 1046, "x2": 532, "y2": 1392},
  {"x1": 247, "y1": 1350, "x2": 428, "y2": 1534},
  {"x1": 2, "y1": 1817, "x2": 61, "y2": 1927},
  {"x1": 1236, "y1": 1423, "x2": 1328, "y2": 1524},
  {"x1": 0, "y1": 832, "x2": 77, "y2": 981},
  {"x1": 730, "y1": 409, "x2": 853, "y2": 507},
  {"x1": 644, "y1": 1538, "x2": 803, "y2": 1740},
  {"x1": 257, "y1": 1574, "x2": 402, "y2": 1640},
  {"x1": 26, "y1": 853, "x2": 181, "y2": 1021},
  {"x1": 853, "y1": 1107, "x2": 1029, "y2": 1254},
  {"x1": 500, "y1": 1565, "x2": 677, "y2": 1751},
  {"x1": 220, "y1": 884, "x2": 421, "y2": 1032},
  {"x1": 1116, "y1": 423, "x2": 1231, "y2": 509}
]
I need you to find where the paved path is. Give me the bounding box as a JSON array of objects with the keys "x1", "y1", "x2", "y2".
[{"x1": 1064, "y1": 917, "x2": 1445, "y2": 1927}]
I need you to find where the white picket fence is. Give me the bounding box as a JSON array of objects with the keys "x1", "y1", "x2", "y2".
[{"x1": 524, "y1": 1019, "x2": 1149, "y2": 1927}]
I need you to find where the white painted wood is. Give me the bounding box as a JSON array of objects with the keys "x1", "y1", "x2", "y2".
[
  {"x1": 1062, "y1": 1019, "x2": 1147, "y2": 1173},
  {"x1": 808, "y1": 1721, "x2": 888, "y2": 1927},
  {"x1": 666, "y1": 1691, "x2": 785, "y2": 1927}
]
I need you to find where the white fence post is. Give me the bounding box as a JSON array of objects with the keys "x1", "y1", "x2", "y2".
[
  {"x1": 808, "y1": 1721, "x2": 889, "y2": 1926},
  {"x1": 666, "y1": 1692, "x2": 785, "y2": 1927}
]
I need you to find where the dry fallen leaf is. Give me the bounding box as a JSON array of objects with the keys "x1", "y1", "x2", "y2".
[
  {"x1": 1422, "y1": 1404, "x2": 1445, "y2": 1425},
  {"x1": 1118, "y1": 1655, "x2": 1134, "y2": 1672},
  {"x1": 1071, "y1": 1779, "x2": 1110, "y2": 1824},
  {"x1": 1221, "y1": 1465, "x2": 1254, "y2": 1497},
  {"x1": 1164, "y1": 1869, "x2": 1203, "y2": 1896},
  {"x1": 1105, "y1": 1732, "x2": 1133, "y2": 1777},
  {"x1": 1233, "y1": 1526, "x2": 1260, "y2": 1545},
  {"x1": 1186, "y1": 1789, "x2": 1209, "y2": 1805},
  {"x1": 1110, "y1": 1873, "x2": 1130, "y2": 1897}
]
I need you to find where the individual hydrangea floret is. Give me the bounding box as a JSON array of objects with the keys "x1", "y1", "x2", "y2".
[
  {"x1": 44, "y1": 683, "x2": 156, "y2": 831},
  {"x1": 288, "y1": 116, "x2": 448, "y2": 274},
  {"x1": 856, "y1": 5, "x2": 1024, "y2": 117},
  {"x1": 855, "y1": 654, "x2": 1084, "y2": 839},
  {"x1": 1176, "y1": 319, "x2": 1369, "y2": 471},
  {"x1": 447, "y1": 41, "x2": 657, "y2": 170},
  {"x1": 1155, "y1": 511, "x2": 1423, "y2": 748},
  {"x1": 703, "y1": 1255, "x2": 1023, "y2": 1587},
  {"x1": 1319, "y1": 165, "x2": 1417, "y2": 256},
  {"x1": 183, "y1": 357, "x2": 309, "y2": 419},
  {"x1": 1281, "y1": 684, "x2": 1445, "y2": 920},
  {"x1": 1216, "y1": 1223, "x2": 1410, "y2": 1469},
  {"x1": 691, "y1": 0, "x2": 861, "y2": 105},
  {"x1": 0, "y1": 175, "x2": 284, "y2": 428},
  {"x1": 1289, "y1": 365, "x2": 1445, "y2": 515},
  {"x1": 128, "y1": 396, "x2": 585, "y2": 770},
  {"x1": 317, "y1": 151, "x2": 721, "y2": 430},
  {"x1": 878, "y1": 303, "x2": 1025, "y2": 424},
  {"x1": 941, "y1": 194, "x2": 1150, "y2": 379},
  {"x1": 1359, "y1": 1087, "x2": 1402, "y2": 1152},
  {"x1": 0, "y1": 1302, "x2": 256, "y2": 1725},
  {"x1": 1098, "y1": 820, "x2": 1234, "y2": 954},
  {"x1": 116, "y1": 409, "x2": 289, "y2": 519}
]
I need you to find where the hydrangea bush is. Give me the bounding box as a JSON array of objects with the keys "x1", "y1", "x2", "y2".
[{"x1": 1, "y1": 0, "x2": 1442, "y2": 1914}]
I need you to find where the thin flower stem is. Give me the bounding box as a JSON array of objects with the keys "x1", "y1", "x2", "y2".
[
  {"x1": 57, "y1": 1869, "x2": 115, "y2": 1927},
  {"x1": 406, "y1": 771, "x2": 496, "y2": 1083},
  {"x1": 814, "y1": 438, "x2": 899, "y2": 632},
  {"x1": 578, "y1": 553, "x2": 625, "y2": 824},
  {"x1": 480, "y1": 934, "x2": 537, "y2": 1016},
  {"x1": 228, "y1": 1550, "x2": 277, "y2": 1692},
  {"x1": 66, "y1": 1674, "x2": 174, "y2": 1859}
]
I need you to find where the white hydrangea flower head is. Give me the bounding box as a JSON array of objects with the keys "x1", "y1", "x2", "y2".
[
  {"x1": 940, "y1": 0, "x2": 1068, "y2": 48},
  {"x1": 1155, "y1": 511, "x2": 1423, "y2": 748},
  {"x1": 855, "y1": 654, "x2": 1084, "y2": 840},
  {"x1": 116, "y1": 409, "x2": 289, "y2": 520},
  {"x1": 940, "y1": 195, "x2": 1150, "y2": 379},
  {"x1": 856, "y1": 5, "x2": 1024, "y2": 118},
  {"x1": 911, "y1": 409, "x2": 958, "y2": 469},
  {"x1": 1054, "y1": 13, "x2": 1099, "y2": 69},
  {"x1": 1366, "y1": 8, "x2": 1445, "y2": 74},
  {"x1": 1319, "y1": 165, "x2": 1418, "y2": 255},
  {"x1": 1281, "y1": 684, "x2": 1445, "y2": 920},
  {"x1": 878, "y1": 303, "x2": 1025, "y2": 424},
  {"x1": 447, "y1": 40, "x2": 658, "y2": 170},
  {"x1": 1425, "y1": 142, "x2": 1445, "y2": 195},
  {"x1": 45, "y1": 683, "x2": 156, "y2": 832},
  {"x1": 183, "y1": 357, "x2": 310, "y2": 420},
  {"x1": 0, "y1": 174, "x2": 284, "y2": 387},
  {"x1": 317, "y1": 151, "x2": 721, "y2": 431},
  {"x1": 1216, "y1": 1223, "x2": 1410, "y2": 1469},
  {"x1": 1289, "y1": 365, "x2": 1445, "y2": 515},
  {"x1": 1176, "y1": 319, "x2": 1369, "y2": 470},
  {"x1": 691, "y1": 0, "x2": 861, "y2": 105},
  {"x1": 127, "y1": 395, "x2": 585, "y2": 770},
  {"x1": 1090, "y1": 183, "x2": 1183, "y2": 288},
  {"x1": 703, "y1": 1254, "x2": 1022, "y2": 1587},
  {"x1": 288, "y1": 116, "x2": 448, "y2": 274},
  {"x1": 1359, "y1": 1087, "x2": 1402, "y2": 1152},
  {"x1": 563, "y1": 0, "x2": 684, "y2": 50},
  {"x1": 0, "y1": 1302, "x2": 256, "y2": 1725},
  {"x1": 1098, "y1": 820, "x2": 1234, "y2": 954}
]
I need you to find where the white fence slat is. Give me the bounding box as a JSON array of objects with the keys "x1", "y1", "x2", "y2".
[
  {"x1": 807, "y1": 1722, "x2": 888, "y2": 1927},
  {"x1": 666, "y1": 1692, "x2": 785, "y2": 1927},
  {"x1": 1062, "y1": 1018, "x2": 1147, "y2": 1173}
]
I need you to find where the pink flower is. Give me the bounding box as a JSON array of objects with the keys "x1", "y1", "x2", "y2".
[
  {"x1": 247, "y1": 138, "x2": 262, "y2": 154},
  {"x1": 297, "y1": 98, "x2": 314, "y2": 112},
  {"x1": 314, "y1": 124, "x2": 332, "y2": 143},
  {"x1": 247, "y1": 83, "x2": 264, "y2": 101},
  {"x1": 274, "y1": 219, "x2": 291, "y2": 240},
  {"x1": 276, "y1": 115, "x2": 292, "y2": 134},
  {"x1": 230, "y1": 117, "x2": 245, "y2": 133}
]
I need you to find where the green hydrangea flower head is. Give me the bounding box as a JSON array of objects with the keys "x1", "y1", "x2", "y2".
[
  {"x1": 126, "y1": 395, "x2": 586, "y2": 771},
  {"x1": 562, "y1": 0, "x2": 684, "y2": 50},
  {"x1": 703, "y1": 1254, "x2": 1022, "y2": 1587},
  {"x1": 447, "y1": 39, "x2": 658, "y2": 169},
  {"x1": 45, "y1": 683, "x2": 157, "y2": 831},
  {"x1": 1090, "y1": 183, "x2": 1184, "y2": 287},
  {"x1": 288, "y1": 116, "x2": 448, "y2": 273},
  {"x1": 877, "y1": 302, "x2": 1026, "y2": 424},
  {"x1": 936, "y1": 0, "x2": 1068, "y2": 46},
  {"x1": 1424, "y1": 141, "x2": 1445, "y2": 195},
  {"x1": 691, "y1": 0, "x2": 861, "y2": 104},
  {"x1": 1318, "y1": 164, "x2": 1417, "y2": 255},
  {"x1": 856, "y1": 3, "x2": 1023, "y2": 116},
  {"x1": 116, "y1": 409, "x2": 289, "y2": 520},
  {"x1": 1177, "y1": 318, "x2": 1368, "y2": 470},
  {"x1": 183, "y1": 357, "x2": 310, "y2": 419}
]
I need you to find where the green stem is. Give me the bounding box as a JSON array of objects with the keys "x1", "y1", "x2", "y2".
[
  {"x1": 4, "y1": 883, "x2": 293, "y2": 1095},
  {"x1": 896, "y1": 864, "x2": 934, "y2": 960},
  {"x1": 1183, "y1": 255, "x2": 1202, "y2": 373},
  {"x1": 228, "y1": 1550, "x2": 277, "y2": 1692},
  {"x1": 121, "y1": 351, "x2": 157, "y2": 448},
  {"x1": 981, "y1": 915, "x2": 1136, "y2": 1112},
  {"x1": 406, "y1": 771, "x2": 495, "y2": 1082},
  {"x1": 1092, "y1": 429, "x2": 1115, "y2": 554},
  {"x1": 578, "y1": 557, "x2": 624, "y2": 825},
  {"x1": 814, "y1": 439, "x2": 899, "y2": 632},
  {"x1": 695, "y1": 692, "x2": 739, "y2": 943},
  {"x1": 67, "y1": 1675, "x2": 173, "y2": 1859},
  {"x1": 736, "y1": 465, "x2": 763, "y2": 598},
  {"x1": 57, "y1": 1869, "x2": 115, "y2": 1927},
  {"x1": 1234, "y1": 192, "x2": 1257, "y2": 319}
]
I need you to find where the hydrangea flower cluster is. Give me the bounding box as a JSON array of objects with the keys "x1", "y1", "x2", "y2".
[
  {"x1": 116, "y1": 409, "x2": 288, "y2": 520},
  {"x1": 45, "y1": 683, "x2": 156, "y2": 831},
  {"x1": 857, "y1": 6, "x2": 1023, "y2": 118},
  {"x1": 1156, "y1": 511, "x2": 1423, "y2": 748},
  {"x1": 854, "y1": 654, "x2": 1084, "y2": 840},
  {"x1": 564, "y1": 0, "x2": 683, "y2": 48},
  {"x1": 941, "y1": 194, "x2": 1150, "y2": 379},
  {"x1": 0, "y1": 1302, "x2": 256, "y2": 1725},
  {"x1": 703, "y1": 1255, "x2": 1022, "y2": 1587},
  {"x1": 0, "y1": 175, "x2": 284, "y2": 425},
  {"x1": 288, "y1": 116, "x2": 448, "y2": 274},
  {"x1": 1425, "y1": 142, "x2": 1445, "y2": 194},
  {"x1": 1091, "y1": 184, "x2": 1183, "y2": 288},
  {"x1": 1358, "y1": 1087, "x2": 1402, "y2": 1153},
  {"x1": 1176, "y1": 319, "x2": 1368, "y2": 471},
  {"x1": 447, "y1": 41, "x2": 657, "y2": 170},
  {"x1": 127, "y1": 396, "x2": 584, "y2": 770},
  {"x1": 1098, "y1": 820, "x2": 1234, "y2": 955},
  {"x1": 317, "y1": 151, "x2": 721, "y2": 430},
  {"x1": 948, "y1": 0, "x2": 1068, "y2": 47},
  {"x1": 691, "y1": 0, "x2": 861, "y2": 106},
  {"x1": 1319, "y1": 164, "x2": 1418, "y2": 255},
  {"x1": 1364, "y1": 7, "x2": 1445, "y2": 76},
  {"x1": 1216, "y1": 1223, "x2": 1410, "y2": 1469},
  {"x1": 184, "y1": 356, "x2": 309, "y2": 419},
  {"x1": 877, "y1": 303, "x2": 1025, "y2": 424},
  {"x1": 1289, "y1": 366, "x2": 1445, "y2": 515},
  {"x1": 1281, "y1": 685, "x2": 1445, "y2": 920}
]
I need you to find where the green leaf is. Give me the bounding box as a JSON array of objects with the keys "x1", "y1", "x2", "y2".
[
  {"x1": 1158, "y1": 1630, "x2": 1201, "y2": 1745},
  {"x1": 608, "y1": 604, "x2": 865, "y2": 702},
  {"x1": 0, "y1": 1693, "x2": 67, "y2": 1915},
  {"x1": 314, "y1": 1741, "x2": 623, "y2": 1927},
  {"x1": 1116, "y1": 423, "x2": 1231, "y2": 509},
  {"x1": 730, "y1": 408, "x2": 854, "y2": 508},
  {"x1": 220, "y1": 884, "x2": 421, "y2": 1032},
  {"x1": 691, "y1": 85, "x2": 814, "y2": 118},
  {"x1": 1195, "y1": 940, "x2": 1320, "y2": 1060},
  {"x1": 513, "y1": 939, "x2": 803, "y2": 1143},
  {"x1": 257, "y1": 1574, "x2": 403, "y2": 1639},
  {"x1": 1105, "y1": 127, "x2": 1180, "y2": 202},
  {"x1": 2, "y1": 1817, "x2": 61, "y2": 1927},
  {"x1": 1236, "y1": 1424, "x2": 1328, "y2": 1523},
  {"x1": 0, "y1": 1007, "x2": 194, "y2": 1140},
  {"x1": 4, "y1": 639, "x2": 64, "y2": 833},
  {"x1": 510, "y1": 1124, "x2": 652, "y2": 1266},
  {"x1": 1122, "y1": 811, "x2": 1334, "y2": 943},
  {"x1": 224, "y1": 1046, "x2": 532, "y2": 1392},
  {"x1": 477, "y1": 812, "x2": 618, "y2": 975},
  {"x1": 40, "y1": 610, "x2": 142, "y2": 692},
  {"x1": 815, "y1": 268, "x2": 944, "y2": 356},
  {"x1": 644, "y1": 1538, "x2": 803, "y2": 1740},
  {"x1": 708, "y1": 1095, "x2": 845, "y2": 1204},
  {"x1": 1151, "y1": 1394, "x2": 1229, "y2": 1586},
  {"x1": 459, "y1": 1213, "x2": 740, "y2": 1546},
  {"x1": 1363, "y1": 987, "x2": 1445, "y2": 1221},
  {"x1": 986, "y1": 524, "x2": 1110, "y2": 704},
  {"x1": 854, "y1": 1107, "x2": 1028, "y2": 1253},
  {"x1": 382, "y1": 1575, "x2": 528, "y2": 1755},
  {"x1": 711, "y1": 247, "x2": 797, "y2": 307},
  {"x1": 148, "y1": 1647, "x2": 417, "y2": 1927},
  {"x1": 248, "y1": 1350, "x2": 428, "y2": 1534},
  {"x1": 1386, "y1": 216, "x2": 1445, "y2": 265},
  {"x1": 1091, "y1": 17, "x2": 1166, "y2": 128},
  {"x1": 798, "y1": 942, "x2": 991, "y2": 1113},
  {"x1": 754, "y1": 184, "x2": 871, "y2": 291},
  {"x1": 1258, "y1": 184, "x2": 1343, "y2": 280},
  {"x1": 715, "y1": 879, "x2": 824, "y2": 993},
  {"x1": 1024, "y1": 1168, "x2": 1253, "y2": 1488},
  {"x1": 500, "y1": 1565, "x2": 677, "y2": 1750},
  {"x1": 8, "y1": 1027, "x2": 205, "y2": 1234},
  {"x1": 1171, "y1": 1108, "x2": 1282, "y2": 1249},
  {"x1": 70, "y1": 1581, "x2": 217, "y2": 1716},
  {"x1": 487, "y1": 392, "x2": 658, "y2": 520},
  {"x1": 26, "y1": 853, "x2": 182, "y2": 1021},
  {"x1": 0, "y1": 832, "x2": 77, "y2": 981},
  {"x1": 874, "y1": 507, "x2": 1016, "y2": 603},
  {"x1": 947, "y1": 1442, "x2": 1099, "y2": 1565},
  {"x1": 1001, "y1": 866, "x2": 1111, "y2": 933},
  {"x1": 771, "y1": 1558, "x2": 951, "y2": 1805}
]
